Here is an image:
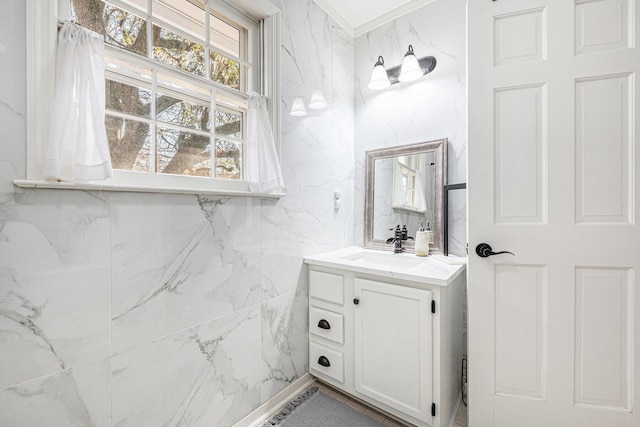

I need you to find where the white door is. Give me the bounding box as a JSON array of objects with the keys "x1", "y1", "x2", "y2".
[
  {"x1": 354, "y1": 278, "x2": 433, "y2": 425},
  {"x1": 468, "y1": 0, "x2": 640, "y2": 426}
]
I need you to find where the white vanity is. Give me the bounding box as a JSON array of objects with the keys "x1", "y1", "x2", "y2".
[{"x1": 304, "y1": 247, "x2": 465, "y2": 427}]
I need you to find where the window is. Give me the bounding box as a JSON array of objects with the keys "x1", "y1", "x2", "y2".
[
  {"x1": 392, "y1": 153, "x2": 432, "y2": 213},
  {"x1": 22, "y1": 0, "x2": 281, "y2": 195}
]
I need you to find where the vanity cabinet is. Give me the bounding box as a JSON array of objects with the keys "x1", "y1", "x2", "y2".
[
  {"x1": 354, "y1": 278, "x2": 433, "y2": 424},
  {"x1": 305, "y1": 250, "x2": 465, "y2": 427}
]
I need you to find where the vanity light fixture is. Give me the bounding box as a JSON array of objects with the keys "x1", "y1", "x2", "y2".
[
  {"x1": 289, "y1": 97, "x2": 307, "y2": 116},
  {"x1": 367, "y1": 45, "x2": 436, "y2": 90}
]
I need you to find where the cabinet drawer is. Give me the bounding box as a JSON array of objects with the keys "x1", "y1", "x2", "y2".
[
  {"x1": 310, "y1": 307, "x2": 344, "y2": 344},
  {"x1": 309, "y1": 341, "x2": 344, "y2": 383},
  {"x1": 309, "y1": 270, "x2": 344, "y2": 305}
]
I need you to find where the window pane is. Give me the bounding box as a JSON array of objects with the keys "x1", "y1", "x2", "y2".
[
  {"x1": 210, "y1": 52, "x2": 240, "y2": 89},
  {"x1": 153, "y1": 26, "x2": 205, "y2": 77},
  {"x1": 105, "y1": 116, "x2": 152, "y2": 172},
  {"x1": 106, "y1": 80, "x2": 152, "y2": 118},
  {"x1": 153, "y1": 0, "x2": 206, "y2": 41},
  {"x1": 157, "y1": 71, "x2": 210, "y2": 98},
  {"x1": 214, "y1": 110, "x2": 242, "y2": 138},
  {"x1": 210, "y1": 14, "x2": 240, "y2": 58},
  {"x1": 157, "y1": 128, "x2": 211, "y2": 176},
  {"x1": 106, "y1": 56, "x2": 152, "y2": 83},
  {"x1": 118, "y1": 0, "x2": 147, "y2": 13},
  {"x1": 72, "y1": 0, "x2": 148, "y2": 56},
  {"x1": 157, "y1": 93, "x2": 211, "y2": 131},
  {"x1": 215, "y1": 139, "x2": 242, "y2": 180}
]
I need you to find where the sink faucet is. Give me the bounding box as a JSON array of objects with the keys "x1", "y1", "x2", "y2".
[{"x1": 386, "y1": 225, "x2": 414, "y2": 253}]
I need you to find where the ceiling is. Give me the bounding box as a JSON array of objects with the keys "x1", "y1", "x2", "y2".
[{"x1": 313, "y1": 0, "x2": 436, "y2": 37}]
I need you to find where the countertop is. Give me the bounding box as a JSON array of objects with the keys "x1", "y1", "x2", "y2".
[{"x1": 304, "y1": 246, "x2": 466, "y2": 286}]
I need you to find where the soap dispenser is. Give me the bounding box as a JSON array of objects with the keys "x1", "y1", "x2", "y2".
[
  {"x1": 425, "y1": 221, "x2": 434, "y2": 245},
  {"x1": 415, "y1": 221, "x2": 430, "y2": 257}
]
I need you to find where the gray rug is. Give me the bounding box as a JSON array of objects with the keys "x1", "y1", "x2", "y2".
[{"x1": 261, "y1": 387, "x2": 386, "y2": 427}]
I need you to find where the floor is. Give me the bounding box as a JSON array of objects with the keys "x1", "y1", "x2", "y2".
[{"x1": 313, "y1": 380, "x2": 468, "y2": 427}]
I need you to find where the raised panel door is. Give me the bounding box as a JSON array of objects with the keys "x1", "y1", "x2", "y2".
[{"x1": 468, "y1": 0, "x2": 640, "y2": 425}]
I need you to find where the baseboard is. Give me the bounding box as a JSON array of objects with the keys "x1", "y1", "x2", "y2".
[
  {"x1": 232, "y1": 373, "x2": 316, "y2": 427},
  {"x1": 447, "y1": 392, "x2": 463, "y2": 427}
]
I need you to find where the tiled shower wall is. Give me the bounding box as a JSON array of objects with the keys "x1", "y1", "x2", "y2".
[{"x1": 0, "y1": 0, "x2": 354, "y2": 425}]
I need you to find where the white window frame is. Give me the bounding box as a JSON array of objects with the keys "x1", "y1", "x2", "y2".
[
  {"x1": 19, "y1": 0, "x2": 282, "y2": 197},
  {"x1": 392, "y1": 154, "x2": 429, "y2": 214}
]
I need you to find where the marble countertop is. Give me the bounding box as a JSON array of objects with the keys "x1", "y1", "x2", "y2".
[{"x1": 304, "y1": 246, "x2": 466, "y2": 287}]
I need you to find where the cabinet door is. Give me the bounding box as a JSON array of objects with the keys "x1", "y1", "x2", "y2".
[{"x1": 354, "y1": 278, "x2": 433, "y2": 424}]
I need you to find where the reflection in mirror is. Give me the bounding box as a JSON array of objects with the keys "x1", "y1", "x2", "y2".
[
  {"x1": 365, "y1": 139, "x2": 447, "y2": 252},
  {"x1": 373, "y1": 152, "x2": 435, "y2": 241}
]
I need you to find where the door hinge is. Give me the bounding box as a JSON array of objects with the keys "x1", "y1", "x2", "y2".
[
  {"x1": 432, "y1": 403, "x2": 436, "y2": 417},
  {"x1": 431, "y1": 300, "x2": 436, "y2": 314}
]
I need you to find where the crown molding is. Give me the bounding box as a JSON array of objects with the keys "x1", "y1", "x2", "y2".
[
  {"x1": 312, "y1": 0, "x2": 354, "y2": 37},
  {"x1": 353, "y1": 0, "x2": 438, "y2": 37},
  {"x1": 314, "y1": 0, "x2": 439, "y2": 38}
]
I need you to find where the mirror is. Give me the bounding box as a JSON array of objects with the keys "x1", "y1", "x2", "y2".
[{"x1": 364, "y1": 139, "x2": 447, "y2": 252}]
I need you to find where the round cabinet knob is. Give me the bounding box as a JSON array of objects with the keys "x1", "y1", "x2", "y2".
[
  {"x1": 353, "y1": 298, "x2": 360, "y2": 305},
  {"x1": 317, "y1": 356, "x2": 331, "y2": 367},
  {"x1": 317, "y1": 319, "x2": 331, "y2": 330}
]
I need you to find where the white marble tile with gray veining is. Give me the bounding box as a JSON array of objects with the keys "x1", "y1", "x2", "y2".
[
  {"x1": 0, "y1": 0, "x2": 27, "y2": 164},
  {"x1": 278, "y1": 0, "x2": 333, "y2": 165},
  {"x1": 0, "y1": 357, "x2": 110, "y2": 426},
  {"x1": 261, "y1": 0, "x2": 356, "y2": 297},
  {"x1": 259, "y1": 189, "x2": 349, "y2": 297},
  {"x1": 111, "y1": 192, "x2": 264, "y2": 353},
  {"x1": 0, "y1": 267, "x2": 110, "y2": 390},
  {"x1": 0, "y1": 161, "x2": 25, "y2": 204},
  {"x1": 0, "y1": 190, "x2": 110, "y2": 389},
  {"x1": 112, "y1": 306, "x2": 262, "y2": 427},
  {"x1": 260, "y1": 288, "x2": 308, "y2": 402},
  {"x1": 277, "y1": 0, "x2": 332, "y2": 98},
  {"x1": 330, "y1": 24, "x2": 356, "y2": 249},
  {"x1": 447, "y1": 188, "x2": 467, "y2": 256},
  {"x1": 0, "y1": 189, "x2": 110, "y2": 272}
]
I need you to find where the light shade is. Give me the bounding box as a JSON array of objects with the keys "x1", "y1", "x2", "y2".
[
  {"x1": 398, "y1": 45, "x2": 423, "y2": 83},
  {"x1": 289, "y1": 97, "x2": 307, "y2": 116},
  {"x1": 368, "y1": 56, "x2": 390, "y2": 90},
  {"x1": 309, "y1": 90, "x2": 327, "y2": 109}
]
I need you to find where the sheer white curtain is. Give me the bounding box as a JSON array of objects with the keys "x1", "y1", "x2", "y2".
[
  {"x1": 45, "y1": 23, "x2": 112, "y2": 182},
  {"x1": 246, "y1": 92, "x2": 285, "y2": 193},
  {"x1": 392, "y1": 164, "x2": 408, "y2": 207},
  {"x1": 414, "y1": 169, "x2": 428, "y2": 212}
]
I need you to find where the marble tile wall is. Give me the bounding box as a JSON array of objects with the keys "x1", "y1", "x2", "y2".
[
  {"x1": 354, "y1": 0, "x2": 468, "y2": 256},
  {"x1": 0, "y1": 0, "x2": 467, "y2": 424},
  {"x1": 0, "y1": 0, "x2": 353, "y2": 426}
]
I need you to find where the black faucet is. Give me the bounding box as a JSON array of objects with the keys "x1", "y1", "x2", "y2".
[{"x1": 386, "y1": 225, "x2": 413, "y2": 253}]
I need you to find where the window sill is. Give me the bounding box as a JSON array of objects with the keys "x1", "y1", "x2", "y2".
[{"x1": 13, "y1": 179, "x2": 286, "y2": 199}]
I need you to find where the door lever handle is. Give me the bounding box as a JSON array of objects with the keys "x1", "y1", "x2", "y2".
[{"x1": 475, "y1": 243, "x2": 515, "y2": 258}]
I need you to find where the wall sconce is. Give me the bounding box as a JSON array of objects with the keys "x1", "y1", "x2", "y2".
[
  {"x1": 289, "y1": 90, "x2": 328, "y2": 116},
  {"x1": 367, "y1": 45, "x2": 436, "y2": 91}
]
